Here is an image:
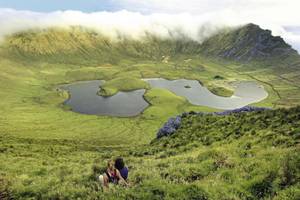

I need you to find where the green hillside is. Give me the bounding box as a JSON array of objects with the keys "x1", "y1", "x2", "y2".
[
  {"x1": 133, "y1": 107, "x2": 300, "y2": 200},
  {"x1": 1, "y1": 26, "x2": 202, "y2": 65},
  {"x1": 0, "y1": 23, "x2": 300, "y2": 199},
  {"x1": 1, "y1": 104, "x2": 299, "y2": 199}
]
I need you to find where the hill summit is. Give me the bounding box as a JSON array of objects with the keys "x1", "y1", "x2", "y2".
[{"x1": 199, "y1": 23, "x2": 299, "y2": 62}]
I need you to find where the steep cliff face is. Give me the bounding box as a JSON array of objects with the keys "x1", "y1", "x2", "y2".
[{"x1": 199, "y1": 23, "x2": 299, "y2": 62}]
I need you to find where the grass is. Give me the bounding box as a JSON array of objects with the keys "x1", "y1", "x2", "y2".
[
  {"x1": 98, "y1": 77, "x2": 150, "y2": 96},
  {"x1": 144, "y1": 107, "x2": 300, "y2": 199},
  {"x1": 0, "y1": 28, "x2": 300, "y2": 199},
  {"x1": 206, "y1": 85, "x2": 234, "y2": 97}
]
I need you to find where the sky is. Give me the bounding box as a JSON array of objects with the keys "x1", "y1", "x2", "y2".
[
  {"x1": 0, "y1": 0, "x2": 299, "y2": 52},
  {"x1": 0, "y1": 0, "x2": 121, "y2": 12}
]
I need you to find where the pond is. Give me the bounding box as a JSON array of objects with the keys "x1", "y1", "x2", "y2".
[
  {"x1": 145, "y1": 78, "x2": 268, "y2": 110},
  {"x1": 60, "y1": 80, "x2": 149, "y2": 117},
  {"x1": 60, "y1": 78, "x2": 268, "y2": 117}
]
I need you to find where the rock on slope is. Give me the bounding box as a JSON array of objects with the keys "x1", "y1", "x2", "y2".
[{"x1": 156, "y1": 106, "x2": 269, "y2": 138}]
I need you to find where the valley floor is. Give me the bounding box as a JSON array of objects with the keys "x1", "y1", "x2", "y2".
[{"x1": 0, "y1": 56, "x2": 299, "y2": 199}]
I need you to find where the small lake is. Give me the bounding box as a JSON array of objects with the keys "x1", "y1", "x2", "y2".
[
  {"x1": 145, "y1": 78, "x2": 268, "y2": 110},
  {"x1": 60, "y1": 79, "x2": 268, "y2": 117},
  {"x1": 60, "y1": 80, "x2": 149, "y2": 117}
]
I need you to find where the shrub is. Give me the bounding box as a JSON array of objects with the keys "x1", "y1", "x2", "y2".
[
  {"x1": 274, "y1": 186, "x2": 300, "y2": 200},
  {"x1": 213, "y1": 75, "x2": 225, "y2": 80},
  {"x1": 91, "y1": 164, "x2": 106, "y2": 181},
  {"x1": 124, "y1": 180, "x2": 167, "y2": 200},
  {"x1": 0, "y1": 177, "x2": 13, "y2": 200},
  {"x1": 280, "y1": 151, "x2": 300, "y2": 188},
  {"x1": 182, "y1": 185, "x2": 208, "y2": 200},
  {"x1": 248, "y1": 172, "x2": 276, "y2": 199}
]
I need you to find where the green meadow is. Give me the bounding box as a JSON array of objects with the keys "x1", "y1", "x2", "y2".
[{"x1": 0, "y1": 27, "x2": 300, "y2": 199}]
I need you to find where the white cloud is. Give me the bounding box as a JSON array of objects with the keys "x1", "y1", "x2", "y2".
[
  {"x1": 0, "y1": 9, "x2": 227, "y2": 42},
  {"x1": 115, "y1": 0, "x2": 300, "y2": 51},
  {"x1": 0, "y1": 0, "x2": 300, "y2": 51},
  {"x1": 116, "y1": 0, "x2": 299, "y2": 24}
]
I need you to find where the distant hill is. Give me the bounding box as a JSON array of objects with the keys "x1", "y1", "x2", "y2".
[
  {"x1": 0, "y1": 23, "x2": 299, "y2": 65},
  {"x1": 199, "y1": 23, "x2": 300, "y2": 62},
  {"x1": 0, "y1": 26, "x2": 201, "y2": 65}
]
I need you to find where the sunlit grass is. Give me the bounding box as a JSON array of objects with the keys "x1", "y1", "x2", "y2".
[{"x1": 0, "y1": 28, "x2": 300, "y2": 199}]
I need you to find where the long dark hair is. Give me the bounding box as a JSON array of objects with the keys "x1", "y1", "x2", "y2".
[{"x1": 114, "y1": 157, "x2": 125, "y2": 170}]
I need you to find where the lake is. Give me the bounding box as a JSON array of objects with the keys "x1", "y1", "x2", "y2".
[
  {"x1": 60, "y1": 80, "x2": 149, "y2": 117},
  {"x1": 60, "y1": 79, "x2": 268, "y2": 116},
  {"x1": 145, "y1": 78, "x2": 268, "y2": 110}
]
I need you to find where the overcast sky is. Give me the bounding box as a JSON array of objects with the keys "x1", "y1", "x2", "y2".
[{"x1": 0, "y1": 0, "x2": 299, "y2": 51}]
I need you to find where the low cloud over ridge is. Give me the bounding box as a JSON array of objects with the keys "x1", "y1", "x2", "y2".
[
  {"x1": 0, "y1": 9, "x2": 226, "y2": 42},
  {"x1": 0, "y1": 8, "x2": 299, "y2": 52}
]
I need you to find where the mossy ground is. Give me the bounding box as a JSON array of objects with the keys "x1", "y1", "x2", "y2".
[{"x1": 0, "y1": 49, "x2": 300, "y2": 199}]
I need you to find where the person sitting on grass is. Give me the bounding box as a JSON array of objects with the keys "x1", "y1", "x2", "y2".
[
  {"x1": 114, "y1": 157, "x2": 129, "y2": 183},
  {"x1": 98, "y1": 159, "x2": 129, "y2": 191}
]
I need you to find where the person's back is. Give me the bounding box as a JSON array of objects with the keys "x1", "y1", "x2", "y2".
[
  {"x1": 119, "y1": 166, "x2": 128, "y2": 180},
  {"x1": 115, "y1": 157, "x2": 128, "y2": 181}
]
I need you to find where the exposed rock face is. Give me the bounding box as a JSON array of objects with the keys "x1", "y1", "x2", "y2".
[{"x1": 199, "y1": 23, "x2": 299, "y2": 62}]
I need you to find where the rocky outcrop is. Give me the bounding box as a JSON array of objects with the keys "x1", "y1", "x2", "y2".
[
  {"x1": 157, "y1": 116, "x2": 181, "y2": 138},
  {"x1": 156, "y1": 106, "x2": 270, "y2": 139}
]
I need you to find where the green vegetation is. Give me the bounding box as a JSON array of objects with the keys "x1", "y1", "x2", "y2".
[
  {"x1": 0, "y1": 25, "x2": 299, "y2": 199},
  {"x1": 142, "y1": 88, "x2": 216, "y2": 119},
  {"x1": 138, "y1": 107, "x2": 300, "y2": 200},
  {"x1": 99, "y1": 77, "x2": 150, "y2": 96},
  {"x1": 207, "y1": 85, "x2": 234, "y2": 97},
  {"x1": 2, "y1": 26, "x2": 203, "y2": 65},
  {"x1": 213, "y1": 75, "x2": 225, "y2": 80}
]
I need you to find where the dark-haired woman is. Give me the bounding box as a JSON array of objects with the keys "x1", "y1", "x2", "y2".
[{"x1": 114, "y1": 157, "x2": 129, "y2": 184}]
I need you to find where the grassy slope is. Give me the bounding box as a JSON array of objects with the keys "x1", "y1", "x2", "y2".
[
  {"x1": 139, "y1": 107, "x2": 300, "y2": 200},
  {"x1": 0, "y1": 27, "x2": 300, "y2": 199},
  {"x1": 0, "y1": 56, "x2": 221, "y2": 199},
  {"x1": 1, "y1": 27, "x2": 202, "y2": 66}
]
